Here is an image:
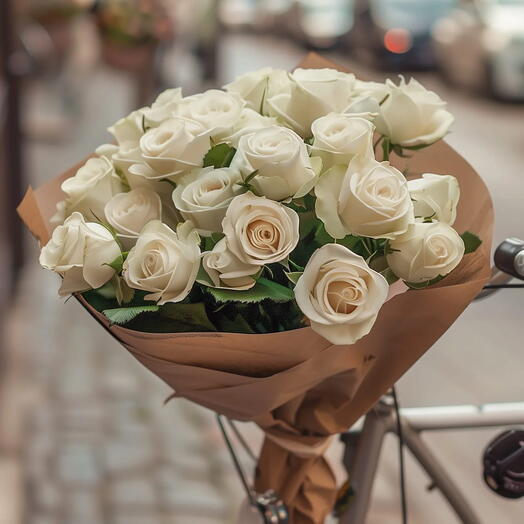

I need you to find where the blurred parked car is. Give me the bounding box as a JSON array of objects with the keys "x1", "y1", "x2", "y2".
[
  {"x1": 346, "y1": 0, "x2": 456, "y2": 70},
  {"x1": 433, "y1": 0, "x2": 524, "y2": 100}
]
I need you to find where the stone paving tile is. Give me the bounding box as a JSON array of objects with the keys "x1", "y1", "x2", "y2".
[
  {"x1": 110, "y1": 477, "x2": 158, "y2": 508},
  {"x1": 5, "y1": 267, "x2": 250, "y2": 524}
]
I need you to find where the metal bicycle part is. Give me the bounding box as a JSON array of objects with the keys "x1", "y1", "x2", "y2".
[
  {"x1": 340, "y1": 251, "x2": 524, "y2": 523},
  {"x1": 339, "y1": 401, "x2": 524, "y2": 524},
  {"x1": 215, "y1": 414, "x2": 289, "y2": 524}
]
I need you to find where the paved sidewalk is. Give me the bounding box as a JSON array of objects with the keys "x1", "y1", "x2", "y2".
[{"x1": 2, "y1": 264, "x2": 262, "y2": 524}]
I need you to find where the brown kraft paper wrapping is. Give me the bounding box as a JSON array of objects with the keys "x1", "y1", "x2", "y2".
[{"x1": 18, "y1": 54, "x2": 493, "y2": 524}]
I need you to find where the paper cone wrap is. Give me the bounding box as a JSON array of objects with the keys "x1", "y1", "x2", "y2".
[{"x1": 18, "y1": 54, "x2": 493, "y2": 524}]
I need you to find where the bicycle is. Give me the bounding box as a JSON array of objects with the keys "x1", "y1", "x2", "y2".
[{"x1": 218, "y1": 238, "x2": 524, "y2": 524}]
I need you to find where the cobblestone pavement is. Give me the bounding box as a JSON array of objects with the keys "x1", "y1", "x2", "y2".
[{"x1": 3, "y1": 265, "x2": 265, "y2": 524}]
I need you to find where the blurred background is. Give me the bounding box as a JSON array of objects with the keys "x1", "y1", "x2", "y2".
[{"x1": 1, "y1": 1, "x2": 524, "y2": 523}]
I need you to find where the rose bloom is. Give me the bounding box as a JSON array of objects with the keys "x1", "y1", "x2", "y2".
[
  {"x1": 266, "y1": 68, "x2": 356, "y2": 136},
  {"x1": 39, "y1": 212, "x2": 121, "y2": 296},
  {"x1": 175, "y1": 89, "x2": 245, "y2": 141},
  {"x1": 172, "y1": 167, "x2": 243, "y2": 235},
  {"x1": 130, "y1": 117, "x2": 211, "y2": 180},
  {"x1": 201, "y1": 238, "x2": 259, "y2": 290},
  {"x1": 96, "y1": 142, "x2": 143, "y2": 181},
  {"x1": 123, "y1": 221, "x2": 201, "y2": 304},
  {"x1": 222, "y1": 192, "x2": 300, "y2": 265},
  {"x1": 224, "y1": 67, "x2": 291, "y2": 114},
  {"x1": 59, "y1": 156, "x2": 123, "y2": 222},
  {"x1": 310, "y1": 113, "x2": 375, "y2": 171},
  {"x1": 295, "y1": 244, "x2": 389, "y2": 345},
  {"x1": 145, "y1": 87, "x2": 182, "y2": 125},
  {"x1": 104, "y1": 187, "x2": 163, "y2": 249},
  {"x1": 408, "y1": 173, "x2": 460, "y2": 225},
  {"x1": 375, "y1": 77, "x2": 454, "y2": 147},
  {"x1": 345, "y1": 79, "x2": 391, "y2": 116},
  {"x1": 387, "y1": 222, "x2": 465, "y2": 283},
  {"x1": 315, "y1": 156, "x2": 414, "y2": 239},
  {"x1": 108, "y1": 108, "x2": 147, "y2": 146},
  {"x1": 230, "y1": 125, "x2": 318, "y2": 201},
  {"x1": 219, "y1": 108, "x2": 278, "y2": 148}
]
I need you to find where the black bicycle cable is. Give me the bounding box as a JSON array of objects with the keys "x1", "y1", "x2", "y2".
[
  {"x1": 483, "y1": 283, "x2": 524, "y2": 289},
  {"x1": 216, "y1": 414, "x2": 257, "y2": 506},
  {"x1": 392, "y1": 386, "x2": 408, "y2": 524}
]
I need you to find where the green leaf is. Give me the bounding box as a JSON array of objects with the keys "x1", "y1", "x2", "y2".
[
  {"x1": 461, "y1": 231, "x2": 482, "y2": 254},
  {"x1": 285, "y1": 271, "x2": 303, "y2": 285},
  {"x1": 314, "y1": 223, "x2": 335, "y2": 245},
  {"x1": 381, "y1": 136, "x2": 392, "y2": 161},
  {"x1": 215, "y1": 312, "x2": 255, "y2": 334},
  {"x1": 103, "y1": 305, "x2": 160, "y2": 325},
  {"x1": 315, "y1": 224, "x2": 360, "y2": 251},
  {"x1": 288, "y1": 258, "x2": 304, "y2": 272},
  {"x1": 338, "y1": 235, "x2": 361, "y2": 251},
  {"x1": 160, "y1": 302, "x2": 216, "y2": 331},
  {"x1": 380, "y1": 267, "x2": 399, "y2": 285},
  {"x1": 196, "y1": 263, "x2": 214, "y2": 286},
  {"x1": 211, "y1": 232, "x2": 225, "y2": 244},
  {"x1": 207, "y1": 277, "x2": 294, "y2": 303},
  {"x1": 304, "y1": 136, "x2": 314, "y2": 145},
  {"x1": 203, "y1": 143, "x2": 237, "y2": 168},
  {"x1": 105, "y1": 253, "x2": 125, "y2": 273},
  {"x1": 203, "y1": 232, "x2": 225, "y2": 252}
]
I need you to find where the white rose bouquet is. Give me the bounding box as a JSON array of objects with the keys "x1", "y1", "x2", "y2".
[
  {"x1": 40, "y1": 65, "x2": 482, "y2": 346},
  {"x1": 20, "y1": 55, "x2": 493, "y2": 524}
]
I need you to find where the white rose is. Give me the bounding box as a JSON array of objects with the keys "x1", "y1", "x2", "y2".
[
  {"x1": 123, "y1": 220, "x2": 200, "y2": 304},
  {"x1": 295, "y1": 243, "x2": 389, "y2": 345},
  {"x1": 60, "y1": 156, "x2": 123, "y2": 221},
  {"x1": 266, "y1": 68, "x2": 355, "y2": 136},
  {"x1": 224, "y1": 67, "x2": 291, "y2": 113},
  {"x1": 175, "y1": 89, "x2": 245, "y2": 140},
  {"x1": 172, "y1": 167, "x2": 243, "y2": 235},
  {"x1": 315, "y1": 156, "x2": 414, "y2": 239},
  {"x1": 345, "y1": 79, "x2": 391, "y2": 116},
  {"x1": 96, "y1": 142, "x2": 176, "y2": 216},
  {"x1": 108, "y1": 108, "x2": 146, "y2": 146},
  {"x1": 375, "y1": 77, "x2": 454, "y2": 147},
  {"x1": 310, "y1": 113, "x2": 375, "y2": 171},
  {"x1": 97, "y1": 142, "x2": 142, "y2": 180},
  {"x1": 130, "y1": 117, "x2": 211, "y2": 180},
  {"x1": 146, "y1": 87, "x2": 182, "y2": 125},
  {"x1": 201, "y1": 238, "x2": 258, "y2": 290},
  {"x1": 222, "y1": 192, "x2": 300, "y2": 265},
  {"x1": 408, "y1": 173, "x2": 460, "y2": 225},
  {"x1": 230, "y1": 126, "x2": 318, "y2": 201},
  {"x1": 39, "y1": 212, "x2": 121, "y2": 296},
  {"x1": 104, "y1": 187, "x2": 162, "y2": 249},
  {"x1": 220, "y1": 108, "x2": 278, "y2": 147},
  {"x1": 387, "y1": 222, "x2": 465, "y2": 283}
]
